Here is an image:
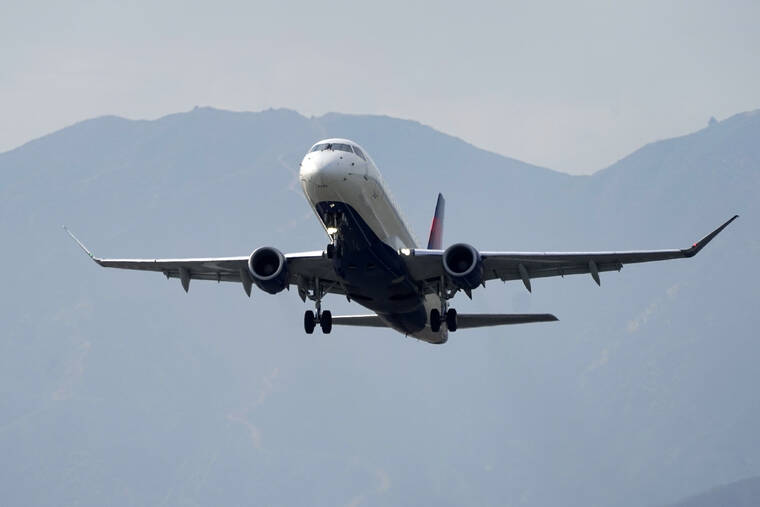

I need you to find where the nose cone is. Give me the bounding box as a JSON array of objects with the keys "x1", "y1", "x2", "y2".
[{"x1": 299, "y1": 149, "x2": 345, "y2": 184}]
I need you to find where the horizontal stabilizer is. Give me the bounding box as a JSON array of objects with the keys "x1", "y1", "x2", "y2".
[
  {"x1": 331, "y1": 315, "x2": 388, "y2": 327},
  {"x1": 457, "y1": 313, "x2": 558, "y2": 329}
]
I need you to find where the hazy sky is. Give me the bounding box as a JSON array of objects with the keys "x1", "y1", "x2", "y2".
[{"x1": 2, "y1": 0, "x2": 758, "y2": 174}]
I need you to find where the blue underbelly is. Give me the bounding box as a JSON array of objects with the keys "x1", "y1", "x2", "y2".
[{"x1": 315, "y1": 201, "x2": 427, "y2": 333}]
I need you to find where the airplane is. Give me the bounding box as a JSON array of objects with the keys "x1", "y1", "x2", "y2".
[{"x1": 65, "y1": 138, "x2": 738, "y2": 344}]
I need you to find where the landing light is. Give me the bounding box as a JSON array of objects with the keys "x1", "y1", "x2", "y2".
[{"x1": 326, "y1": 227, "x2": 338, "y2": 235}]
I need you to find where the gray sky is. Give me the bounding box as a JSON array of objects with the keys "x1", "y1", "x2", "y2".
[{"x1": 2, "y1": 0, "x2": 758, "y2": 174}]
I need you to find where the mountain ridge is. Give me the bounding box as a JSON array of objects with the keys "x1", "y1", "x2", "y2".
[
  {"x1": 5, "y1": 105, "x2": 758, "y2": 180},
  {"x1": 0, "y1": 105, "x2": 757, "y2": 507}
]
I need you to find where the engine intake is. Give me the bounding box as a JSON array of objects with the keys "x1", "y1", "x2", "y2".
[
  {"x1": 248, "y1": 247, "x2": 289, "y2": 294},
  {"x1": 442, "y1": 243, "x2": 483, "y2": 290}
]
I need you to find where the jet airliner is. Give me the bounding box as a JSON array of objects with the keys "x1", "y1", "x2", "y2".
[{"x1": 66, "y1": 138, "x2": 737, "y2": 344}]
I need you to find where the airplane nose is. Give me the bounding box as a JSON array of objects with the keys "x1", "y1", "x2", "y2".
[{"x1": 300, "y1": 150, "x2": 344, "y2": 183}]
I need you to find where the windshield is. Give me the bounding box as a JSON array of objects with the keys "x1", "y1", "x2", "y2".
[{"x1": 310, "y1": 143, "x2": 355, "y2": 154}]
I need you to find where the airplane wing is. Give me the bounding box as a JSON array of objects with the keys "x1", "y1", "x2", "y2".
[
  {"x1": 63, "y1": 227, "x2": 340, "y2": 297},
  {"x1": 403, "y1": 215, "x2": 738, "y2": 292}
]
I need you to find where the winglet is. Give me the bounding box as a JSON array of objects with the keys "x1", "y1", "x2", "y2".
[
  {"x1": 682, "y1": 215, "x2": 738, "y2": 258},
  {"x1": 63, "y1": 226, "x2": 101, "y2": 264}
]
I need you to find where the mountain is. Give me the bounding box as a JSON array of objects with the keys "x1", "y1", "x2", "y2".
[
  {"x1": 664, "y1": 476, "x2": 760, "y2": 507},
  {"x1": 1, "y1": 107, "x2": 758, "y2": 507}
]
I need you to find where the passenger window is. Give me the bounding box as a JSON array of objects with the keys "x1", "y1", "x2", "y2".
[{"x1": 353, "y1": 147, "x2": 366, "y2": 161}]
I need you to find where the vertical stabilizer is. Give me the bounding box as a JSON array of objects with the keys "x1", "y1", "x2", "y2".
[{"x1": 427, "y1": 193, "x2": 445, "y2": 249}]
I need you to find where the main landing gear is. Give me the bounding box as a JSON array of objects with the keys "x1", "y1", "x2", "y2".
[
  {"x1": 430, "y1": 276, "x2": 458, "y2": 333},
  {"x1": 429, "y1": 308, "x2": 457, "y2": 333},
  {"x1": 304, "y1": 309, "x2": 332, "y2": 334},
  {"x1": 303, "y1": 277, "x2": 332, "y2": 334}
]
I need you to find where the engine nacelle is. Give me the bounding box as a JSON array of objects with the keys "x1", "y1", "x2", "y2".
[
  {"x1": 442, "y1": 243, "x2": 483, "y2": 290},
  {"x1": 247, "y1": 247, "x2": 289, "y2": 294}
]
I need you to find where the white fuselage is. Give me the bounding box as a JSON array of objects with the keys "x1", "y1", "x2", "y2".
[{"x1": 299, "y1": 138, "x2": 445, "y2": 342}]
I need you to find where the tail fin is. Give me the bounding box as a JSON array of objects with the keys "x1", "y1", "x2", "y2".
[{"x1": 427, "y1": 193, "x2": 445, "y2": 249}]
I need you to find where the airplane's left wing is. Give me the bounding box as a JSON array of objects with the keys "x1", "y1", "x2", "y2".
[
  {"x1": 64, "y1": 227, "x2": 339, "y2": 297},
  {"x1": 403, "y1": 215, "x2": 738, "y2": 292}
]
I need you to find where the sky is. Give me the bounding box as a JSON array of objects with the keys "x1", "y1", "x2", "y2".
[{"x1": 2, "y1": 0, "x2": 758, "y2": 174}]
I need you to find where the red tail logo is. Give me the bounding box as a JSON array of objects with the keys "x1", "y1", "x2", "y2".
[{"x1": 427, "y1": 193, "x2": 445, "y2": 249}]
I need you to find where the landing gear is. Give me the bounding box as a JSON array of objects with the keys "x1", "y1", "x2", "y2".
[
  {"x1": 303, "y1": 309, "x2": 332, "y2": 334},
  {"x1": 325, "y1": 211, "x2": 344, "y2": 260},
  {"x1": 430, "y1": 308, "x2": 441, "y2": 333},
  {"x1": 433, "y1": 276, "x2": 458, "y2": 332},
  {"x1": 446, "y1": 308, "x2": 458, "y2": 332},
  {"x1": 326, "y1": 239, "x2": 343, "y2": 259},
  {"x1": 304, "y1": 277, "x2": 333, "y2": 334}
]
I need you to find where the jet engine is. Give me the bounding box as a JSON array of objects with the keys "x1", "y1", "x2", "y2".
[
  {"x1": 442, "y1": 243, "x2": 483, "y2": 290},
  {"x1": 248, "y1": 247, "x2": 289, "y2": 294}
]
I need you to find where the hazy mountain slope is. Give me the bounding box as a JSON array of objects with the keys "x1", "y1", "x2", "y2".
[
  {"x1": 0, "y1": 108, "x2": 757, "y2": 507},
  {"x1": 663, "y1": 476, "x2": 760, "y2": 507}
]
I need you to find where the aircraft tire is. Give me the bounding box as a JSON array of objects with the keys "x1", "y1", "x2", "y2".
[
  {"x1": 446, "y1": 308, "x2": 457, "y2": 332},
  {"x1": 430, "y1": 308, "x2": 441, "y2": 332},
  {"x1": 320, "y1": 310, "x2": 332, "y2": 334},
  {"x1": 304, "y1": 310, "x2": 316, "y2": 334}
]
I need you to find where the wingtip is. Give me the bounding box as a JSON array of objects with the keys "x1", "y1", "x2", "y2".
[
  {"x1": 684, "y1": 214, "x2": 739, "y2": 257},
  {"x1": 63, "y1": 226, "x2": 98, "y2": 262}
]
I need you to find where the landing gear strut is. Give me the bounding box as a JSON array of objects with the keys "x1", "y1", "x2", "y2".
[{"x1": 325, "y1": 211, "x2": 344, "y2": 260}]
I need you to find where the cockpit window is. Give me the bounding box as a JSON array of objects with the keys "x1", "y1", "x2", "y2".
[
  {"x1": 332, "y1": 143, "x2": 353, "y2": 153},
  {"x1": 353, "y1": 147, "x2": 366, "y2": 161},
  {"x1": 309, "y1": 142, "x2": 354, "y2": 154}
]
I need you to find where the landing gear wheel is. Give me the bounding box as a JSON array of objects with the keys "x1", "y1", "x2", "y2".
[
  {"x1": 320, "y1": 310, "x2": 332, "y2": 334},
  {"x1": 446, "y1": 308, "x2": 458, "y2": 332},
  {"x1": 304, "y1": 310, "x2": 316, "y2": 334},
  {"x1": 430, "y1": 308, "x2": 441, "y2": 333}
]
